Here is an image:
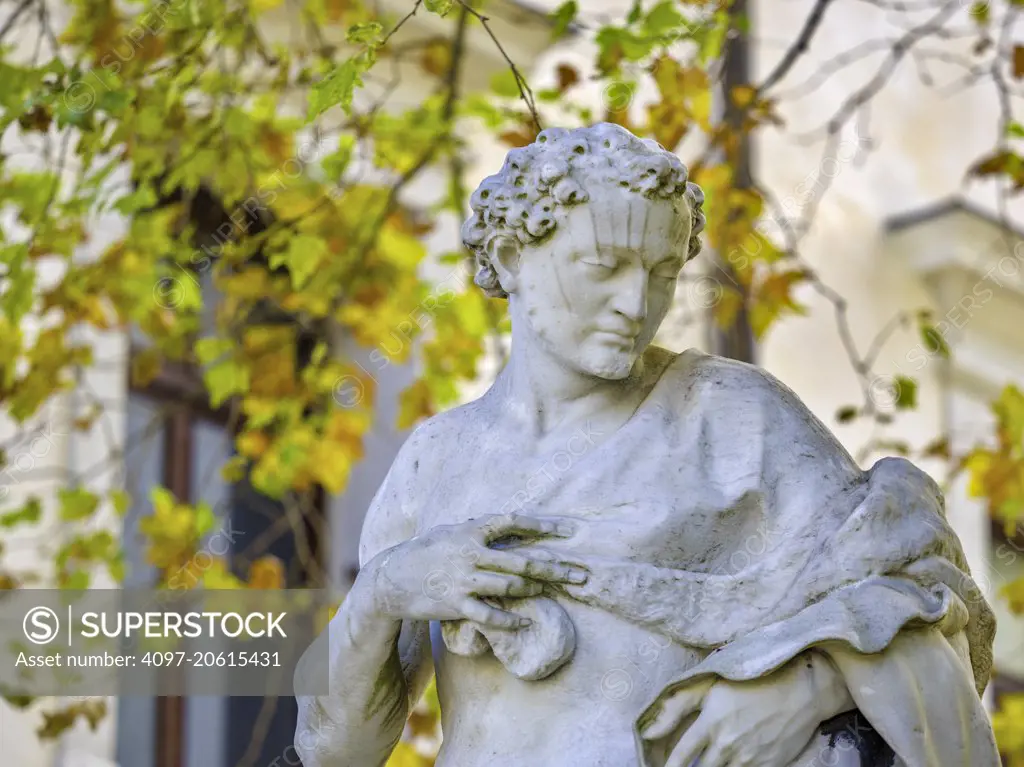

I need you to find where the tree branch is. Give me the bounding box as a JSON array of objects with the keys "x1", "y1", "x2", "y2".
[
  {"x1": 0, "y1": 0, "x2": 33, "y2": 46},
  {"x1": 757, "y1": 0, "x2": 837, "y2": 95}
]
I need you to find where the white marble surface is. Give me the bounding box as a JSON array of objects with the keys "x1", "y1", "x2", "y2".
[{"x1": 295, "y1": 124, "x2": 999, "y2": 767}]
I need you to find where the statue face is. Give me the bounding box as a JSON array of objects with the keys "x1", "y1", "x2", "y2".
[{"x1": 511, "y1": 191, "x2": 692, "y2": 380}]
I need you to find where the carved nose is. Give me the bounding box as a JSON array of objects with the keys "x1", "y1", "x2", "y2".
[{"x1": 614, "y1": 271, "x2": 648, "y2": 323}]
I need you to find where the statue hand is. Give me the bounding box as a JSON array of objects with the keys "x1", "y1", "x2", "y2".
[
  {"x1": 534, "y1": 550, "x2": 697, "y2": 634},
  {"x1": 641, "y1": 652, "x2": 852, "y2": 767},
  {"x1": 368, "y1": 513, "x2": 588, "y2": 628}
]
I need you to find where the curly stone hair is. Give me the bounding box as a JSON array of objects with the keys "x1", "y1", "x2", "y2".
[{"x1": 460, "y1": 122, "x2": 706, "y2": 299}]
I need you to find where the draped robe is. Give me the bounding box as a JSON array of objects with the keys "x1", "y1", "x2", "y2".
[{"x1": 435, "y1": 348, "x2": 999, "y2": 766}]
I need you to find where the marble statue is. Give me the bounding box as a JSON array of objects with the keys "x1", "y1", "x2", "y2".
[{"x1": 295, "y1": 123, "x2": 1000, "y2": 767}]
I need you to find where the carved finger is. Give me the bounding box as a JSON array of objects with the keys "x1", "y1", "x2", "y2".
[
  {"x1": 468, "y1": 573, "x2": 543, "y2": 599},
  {"x1": 641, "y1": 681, "x2": 713, "y2": 740},
  {"x1": 458, "y1": 598, "x2": 530, "y2": 629},
  {"x1": 665, "y1": 716, "x2": 709, "y2": 767},
  {"x1": 477, "y1": 550, "x2": 588, "y2": 585},
  {"x1": 722, "y1": 753, "x2": 752, "y2": 767},
  {"x1": 698, "y1": 736, "x2": 732, "y2": 767}
]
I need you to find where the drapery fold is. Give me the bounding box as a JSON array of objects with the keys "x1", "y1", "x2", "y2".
[{"x1": 433, "y1": 349, "x2": 1000, "y2": 766}]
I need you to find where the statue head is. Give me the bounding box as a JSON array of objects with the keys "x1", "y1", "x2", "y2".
[{"x1": 461, "y1": 122, "x2": 705, "y2": 380}]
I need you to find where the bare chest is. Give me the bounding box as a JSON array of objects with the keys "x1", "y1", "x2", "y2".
[{"x1": 416, "y1": 420, "x2": 765, "y2": 571}]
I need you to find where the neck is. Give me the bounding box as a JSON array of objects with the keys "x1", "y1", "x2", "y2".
[{"x1": 494, "y1": 301, "x2": 646, "y2": 436}]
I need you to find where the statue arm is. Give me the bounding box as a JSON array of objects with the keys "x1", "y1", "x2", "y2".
[
  {"x1": 294, "y1": 437, "x2": 433, "y2": 767},
  {"x1": 820, "y1": 625, "x2": 1000, "y2": 767}
]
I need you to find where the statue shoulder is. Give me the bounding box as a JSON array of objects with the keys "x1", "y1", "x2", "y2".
[
  {"x1": 358, "y1": 401, "x2": 482, "y2": 565},
  {"x1": 671, "y1": 348, "x2": 804, "y2": 416},
  {"x1": 392, "y1": 401, "x2": 482, "y2": 485},
  {"x1": 669, "y1": 349, "x2": 861, "y2": 475}
]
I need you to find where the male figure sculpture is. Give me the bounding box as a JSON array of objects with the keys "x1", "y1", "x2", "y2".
[{"x1": 295, "y1": 123, "x2": 1000, "y2": 766}]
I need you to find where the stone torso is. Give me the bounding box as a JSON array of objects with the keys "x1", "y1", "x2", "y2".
[{"x1": 410, "y1": 351, "x2": 760, "y2": 766}]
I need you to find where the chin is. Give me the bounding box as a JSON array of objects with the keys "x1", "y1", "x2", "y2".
[{"x1": 580, "y1": 353, "x2": 636, "y2": 380}]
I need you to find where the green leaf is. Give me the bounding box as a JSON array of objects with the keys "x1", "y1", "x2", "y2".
[
  {"x1": 643, "y1": 1, "x2": 686, "y2": 39},
  {"x1": 993, "y1": 385, "x2": 1024, "y2": 448},
  {"x1": 695, "y1": 11, "x2": 729, "y2": 64},
  {"x1": 425, "y1": 0, "x2": 453, "y2": 16},
  {"x1": 195, "y1": 337, "x2": 236, "y2": 366},
  {"x1": 58, "y1": 488, "x2": 99, "y2": 522},
  {"x1": 107, "y1": 556, "x2": 125, "y2": 583},
  {"x1": 893, "y1": 376, "x2": 918, "y2": 410},
  {"x1": 836, "y1": 406, "x2": 858, "y2": 424},
  {"x1": 550, "y1": 0, "x2": 578, "y2": 40},
  {"x1": 378, "y1": 224, "x2": 426, "y2": 269},
  {"x1": 204, "y1": 360, "x2": 251, "y2": 407},
  {"x1": 64, "y1": 570, "x2": 90, "y2": 589},
  {"x1": 269, "y1": 234, "x2": 327, "y2": 290},
  {"x1": 490, "y1": 69, "x2": 521, "y2": 99},
  {"x1": 346, "y1": 21, "x2": 383, "y2": 45},
  {"x1": 112, "y1": 184, "x2": 157, "y2": 215},
  {"x1": 194, "y1": 503, "x2": 217, "y2": 537},
  {"x1": 0, "y1": 244, "x2": 34, "y2": 323},
  {"x1": 919, "y1": 322, "x2": 951, "y2": 358},
  {"x1": 307, "y1": 50, "x2": 374, "y2": 121},
  {"x1": 594, "y1": 27, "x2": 625, "y2": 74},
  {"x1": 111, "y1": 490, "x2": 131, "y2": 517},
  {"x1": 620, "y1": 29, "x2": 656, "y2": 60},
  {"x1": 0, "y1": 498, "x2": 42, "y2": 528},
  {"x1": 322, "y1": 134, "x2": 356, "y2": 180},
  {"x1": 1009, "y1": 122, "x2": 1024, "y2": 139},
  {"x1": 95, "y1": 88, "x2": 132, "y2": 117}
]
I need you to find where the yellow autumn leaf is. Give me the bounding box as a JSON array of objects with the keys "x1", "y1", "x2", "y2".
[
  {"x1": 378, "y1": 224, "x2": 427, "y2": 270},
  {"x1": 199, "y1": 558, "x2": 245, "y2": 590},
  {"x1": 237, "y1": 430, "x2": 271, "y2": 458},
  {"x1": 398, "y1": 379, "x2": 434, "y2": 430},
  {"x1": 993, "y1": 693, "x2": 1024, "y2": 760},
  {"x1": 307, "y1": 439, "x2": 357, "y2": 494},
  {"x1": 314, "y1": 601, "x2": 342, "y2": 635},
  {"x1": 140, "y1": 488, "x2": 200, "y2": 571},
  {"x1": 965, "y1": 451, "x2": 994, "y2": 498},
  {"x1": 731, "y1": 84, "x2": 756, "y2": 108},
  {"x1": 712, "y1": 286, "x2": 744, "y2": 330},
  {"x1": 204, "y1": 358, "x2": 251, "y2": 408},
  {"x1": 242, "y1": 396, "x2": 282, "y2": 429},
  {"x1": 385, "y1": 742, "x2": 429, "y2": 767},
  {"x1": 218, "y1": 268, "x2": 275, "y2": 300},
  {"x1": 993, "y1": 384, "x2": 1024, "y2": 447},
  {"x1": 248, "y1": 555, "x2": 285, "y2": 589},
  {"x1": 221, "y1": 455, "x2": 249, "y2": 483},
  {"x1": 325, "y1": 406, "x2": 372, "y2": 443},
  {"x1": 690, "y1": 89, "x2": 713, "y2": 132},
  {"x1": 1001, "y1": 576, "x2": 1024, "y2": 614},
  {"x1": 130, "y1": 346, "x2": 163, "y2": 388}
]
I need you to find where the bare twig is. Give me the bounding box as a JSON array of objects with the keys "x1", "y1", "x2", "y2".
[
  {"x1": 381, "y1": 0, "x2": 425, "y2": 47},
  {"x1": 757, "y1": 0, "x2": 837, "y2": 94},
  {"x1": 0, "y1": 0, "x2": 33, "y2": 45},
  {"x1": 773, "y1": 39, "x2": 895, "y2": 101},
  {"x1": 454, "y1": 0, "x2": 543, "y2": 132},
  {"x1": 799, "y1": 2, "x2": 959, "y2": 143}
]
